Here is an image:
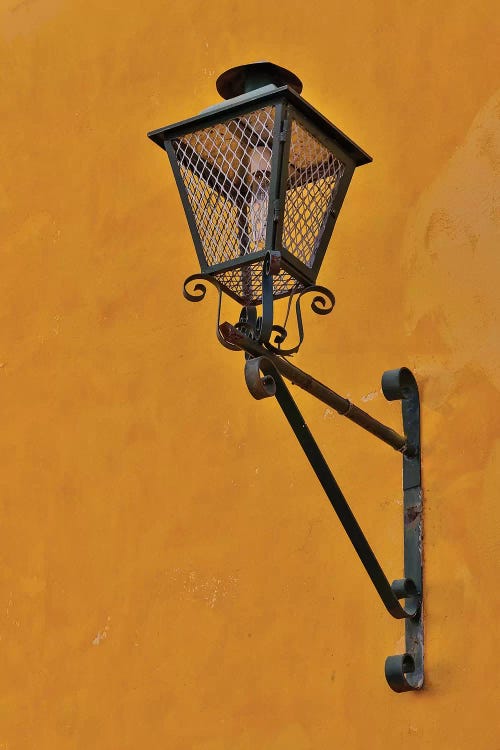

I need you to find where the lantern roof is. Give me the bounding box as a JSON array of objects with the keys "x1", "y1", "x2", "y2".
[
  {"x1": 147, "y1": 83, "x2": 372, "y2": 167},
  {"x1": 216, "y1": 61, "x2": 303, "y2": 98}
]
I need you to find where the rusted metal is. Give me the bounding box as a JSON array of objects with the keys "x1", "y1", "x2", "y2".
[
  {"x1": 245, "y1": 356, "x2": 420, "y2": 621},
  {"x1": 219, "y1": 321, "x2": 408, "y2": 453},
  {"x1": 245, "y1": 356, "x2": 424, "y2": 692},
  {"x1": 382, "y1": 368, "x2": 424, "y2": 692}
]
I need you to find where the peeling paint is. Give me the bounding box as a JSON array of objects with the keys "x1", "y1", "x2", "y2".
[
  {"x1": 361, "y1": 390, "x2": 379, "y2": 403},
  {"x1": 166, "y1": 569, "x2": 239, "y2": 609},
  {"x1": 92, "y1": 617, "x2": 111, "y2": 646}
]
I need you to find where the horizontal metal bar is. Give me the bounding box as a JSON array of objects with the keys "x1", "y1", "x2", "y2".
[{"x1": 219, "y1": 322, "x2": 407, "y2": 453}]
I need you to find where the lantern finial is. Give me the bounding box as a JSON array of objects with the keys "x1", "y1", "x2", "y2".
[{"x1": 216, "y1": 61, "x2": 303, "y2": 99}]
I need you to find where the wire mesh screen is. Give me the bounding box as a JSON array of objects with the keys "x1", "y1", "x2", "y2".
[
  {"x1": 172, "y1": 106, "x2": 276, "y2": 267},
  {"x1": 283, "y1": 119, "x2": 345, "y2": 269},
  {"x1": 214, "y1": 263, "x2": 304, "y2": 306}
]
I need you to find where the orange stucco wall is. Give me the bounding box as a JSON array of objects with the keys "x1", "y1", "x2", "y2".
[{"x1": 2, "y1": 1, "x2": 499, "y2": 747}]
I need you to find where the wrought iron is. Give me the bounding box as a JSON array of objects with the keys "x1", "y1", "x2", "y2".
[
  {"x1": 148, "y1": 62, "x2": 424, "y2": 693},
  {"x1": 183, "y1": 268, "x2": 335, "y2": 356},
  {"x1": 183, "y1": 273, "x2": 240, "y2": 352},
  {"x1": 283, "y1": 116, "x2": 345, "y2": 270},
  {"x1": 218, "y1": 321, "x2": 409, "y2": 454},
  {"x1": 382, "y1": 367, "x2": 423, "y2": 692},
  {"x1": 181, "y1": 282, "x2": 423, "y2": 691},
  {"x1": 167, "y1": 107, "x2": 348, "y2": 304},
  {"x1": 216, "y1": 61, "x2": 303, "y2": 99},
  {"x1": 148, "y1": 61, "x2": 371, "y2": 306},
  {"x1": 245, "y1": 356, "x2": 423, "y2": 692}
]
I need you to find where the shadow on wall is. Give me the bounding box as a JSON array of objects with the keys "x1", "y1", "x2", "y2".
[
  {"x1": 403, "y1": 88, "x2": 500, "y2": 395},
  {"x1": 401, "y1": 90, "x2": 500, "y2": 628}
]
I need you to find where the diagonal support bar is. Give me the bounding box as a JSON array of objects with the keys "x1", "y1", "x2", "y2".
[{"x1": 244, "y1": 356, "x2": 423, "y2": 691}]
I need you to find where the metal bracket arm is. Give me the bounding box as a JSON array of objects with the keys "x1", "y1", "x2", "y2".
[
  {"x1": 244, "y1": 356, "x2": 424, "y2": 692},
  {"x1": 220, "y1": 322, "x2": 409, "y2": 454},
  {"x1": 181, "y1": 279, "x2": 423, "y2": 692}
]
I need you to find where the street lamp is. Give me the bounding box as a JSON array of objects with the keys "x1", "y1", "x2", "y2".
[
  {"x1": 148, "y1": 62, "x2": 424, "y2": 693},
  {"x1": 148, "y1": 61, "x2": 371, "y2": 347}
]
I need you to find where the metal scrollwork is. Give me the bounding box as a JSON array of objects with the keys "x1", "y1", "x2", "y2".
[
  {"x1": 236, "y1": 305, "x2": 258, "y2": 339},
  {"x1": 183, "y1": 273, "x2": 241, "y2": 351},
  {"x1": 184, "y1": 267, "x2": 423, "y2": 692},
  {"x1": 264, "y1": 285, "x2": 336, "y2": 356},
  {"x1": 382, "y1": 367, "x2": 423, "y2": 692},
  {"x1": 184, "y1": 271, "x2": 336, "y2": 359}
]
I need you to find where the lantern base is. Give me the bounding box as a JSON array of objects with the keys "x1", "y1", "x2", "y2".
[{"x1": 182, "y1": 271, "x2": 335, "y2": 357}]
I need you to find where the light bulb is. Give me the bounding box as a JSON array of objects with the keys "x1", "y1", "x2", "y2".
[{"x1": 248, "y1": 146, "x2": 272, "y2": 249}]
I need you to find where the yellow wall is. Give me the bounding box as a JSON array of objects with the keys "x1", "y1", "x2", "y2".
[{"x1": 2, "y1": 1, "x2": 499, "y2": 747}]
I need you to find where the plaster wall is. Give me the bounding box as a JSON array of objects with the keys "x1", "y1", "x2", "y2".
[{"x1": 1, "y1": 1, "x2": 499, "y2": 747}]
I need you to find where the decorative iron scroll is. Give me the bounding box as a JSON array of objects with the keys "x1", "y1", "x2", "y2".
[
  {"x1": 183, "y1": 264, "x2": 335, "y2": 358},
  {"x1": 183, "y1": 267, "x2": 423, "y2": 693},
  {"x1": 264, "y1": 285, "x2": 335, "y2": 356},
  {"x1": 183, "y1": 273, "x2": 240, "y2": 352}
]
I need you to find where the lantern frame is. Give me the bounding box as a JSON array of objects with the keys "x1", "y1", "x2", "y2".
[{"x1": 148, "y1": 83, "x2": 371, "y2": 304}]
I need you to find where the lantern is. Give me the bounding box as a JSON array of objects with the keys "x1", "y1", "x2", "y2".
[
  {"x1": 148, "y1": 61, "x2": 371, "y2": 310},
  {"x1": 146, "y1": 62, "x2": 424, "y2": 694}
]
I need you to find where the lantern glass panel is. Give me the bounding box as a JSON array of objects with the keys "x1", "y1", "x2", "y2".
[
  {"x1": 171, "y1": 106, "x2": 275, "y2": 267},
  {"x1": 284, "y1": 118, "x2": 345, "y2": 269}
]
